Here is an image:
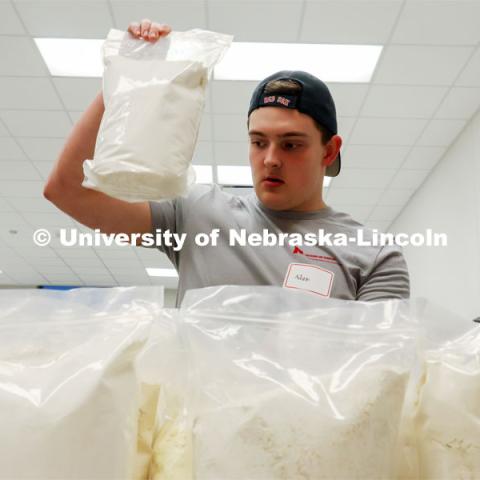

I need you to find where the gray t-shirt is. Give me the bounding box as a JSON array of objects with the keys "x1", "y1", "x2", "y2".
[{"x1": 149, "y1": 184, "x2": 410, "y2": 306}]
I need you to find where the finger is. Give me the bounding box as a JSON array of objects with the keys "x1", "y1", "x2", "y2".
[
  {"x1": 127, "y1": 21, "x2": 141, "y2": 37},
  {"x1": 140, "y1": 18, "x2": 152, "y2": 39},
  {"x1": 148, "y1": 23, "x2": 171, "y2": 41}
]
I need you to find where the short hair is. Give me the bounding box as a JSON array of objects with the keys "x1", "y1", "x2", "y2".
[{"x1": 263, "y1": 79, "x2": 334, "y2": 145}]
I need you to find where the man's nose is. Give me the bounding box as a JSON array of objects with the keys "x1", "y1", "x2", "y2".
[{"x1": 264, "y1": 144, "x2": 281, "y2": 169}]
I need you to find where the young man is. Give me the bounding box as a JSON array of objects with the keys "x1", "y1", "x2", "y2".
[{"x1": 44, "y1": 20, "x2": 409, "y2": 306}]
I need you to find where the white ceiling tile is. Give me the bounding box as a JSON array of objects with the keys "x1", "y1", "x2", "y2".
[
  {"x1": 326, "y1": 187, "x2": 384, "y2": 206},
  {"x1": 0, "y1": 122, "x2": 9, "y2": 136},
  {"x1": 32, "y1": 161, "x2": 54, "y2": 180},
  {"x1": 115, "y1": 276, "x2": 152, "y2": 286},
  {"x1": 15, "y1": 245, "x2": 60, "y2": 258},
  {"x1": 402, "y1": 146, "x2": 446, "y2": 169},
  {"x1": 342, "y1": 145, "x2": 409, "y2": 170},
  {"x1": 368, "y1": 204, "x2": 403, "y2": 222},
  {"x1": 0, "y1": 37, "x2": 47, "y2": 76},
  {"x1": 392, "y1": 1, "x2": 480, "y2": 46},
  {"x1": 332, "y1": 168, "x2": 396, "y2": 189},
  {"x1": 68, "y1": 112, "x2": 84, "y2": 124},
  {"x1": 335, "y1": 205, "x2": 373, "y2": 223},
  {"x1": 0, "y1": 2, "x2": 26, "y2": 34},
  {"x1": 374, "y1": 46, "x2": 474, "y2": 86},
  {"x1": 0, "y1": 198, "x2": 14, "y2": 212},
  {"x1": 16, "y1": 0, "x2": 114, "y2": 37},
  {"x1": 0, "y1": 212, "x2": 31, "y2": 229},
  {"x1": 111, "y1": 1, "x2": 207, "y2": 31},
  {"x1": 417, "y1": 119, "x2": 467, "y2": 146},
  {"x1": 63, "y1": 257, "x2": 105, "y2": 268},
  {"x1": 16, "y1": 138, "x2": 65, "y2": 161},
  {"x1": 42, "y1": 274, "x2": 82, "y2": 283},
  {"x1": 378, "y1": 188, "x2": 414, "y2": 206},
  {"x1": 362, "y1": 85, "x2": 447, "y2": 118},
  {"x1": 0, "y1": 77, "x2": 63, "y2": 110},
  {"x1": 208, "y1": 1, "x2": 302, "y2": 42},
  {"x1": 0, "y1": 181, "x2": 44, "y2": 197},
  {"x1": 0, "y1": 137, "x2": 27, "y2": 160},
  {"x1": 94, "y1": 247, "x2": 138, "y2": 259},
  {"x1": 136, "y1": 248, "x2": 173, "y2": 266},
  {"x1": 213, "y1": 114, "x2": 248, "y2": 142},
  {"x1": 337, "y1": 117, "x2": 356, "y2": 143},
  {"x1": 389, "y1": 169, "x2": 430, "y2": 189},
  {"x1": 349, "y1": 118, "x2": 428, "y2": 145},
  {"x1": 193, "y1": 141, "x2": 214, "y2": 165},
  {"x1": 27, "y1": 257, "x2": 69, "y2": 268},
  {"x1": 435, "y1": 87, "x2": 480, "y2": 119},
  {"x1": 55, "y1": 247, "x2": 100, "y2": 260},
  {"x1": 214, "y1": 141, "x2": 249, "y2": 166},
  {"x1": 22, "y1": 212, "x2": 74, "y2": 228},
  {"x1": 198, "y1": 113, "x2": 212, "y2": 141},
  {"x1": 1, "y1": 111, "x2": 72, "y2": 137},
  {"x1": 327, "y1": 84, "x2": 369, "y2": 117},
  {"x1": 364, "y1": 220, "x2": 392, "y2": 232},
  {"x1": 211, "y1": 80, "x2": 256, "y2": 115},
  {"x1": 37, "y1": 265, "x2": 76, "y2": 275},
  {"x1": 0, "y1": 161, "x2": 42, "y2": 180},
  {"x1": 78, "y1": 275, "x2": 116, "y2": 284},
  {"x1": 0, "y1": 229, "x2": 44, "y2": 249},
  {"x1": 3, "y1": 271, "x2": 47, "y2": 285},
  {"x1": 456, "y1": 47, "x2": 480, "y2": 87},
  {"x1": 70, "y1": 266, "x2": 110, "y2": 275},
  {"x1": 301, "y1": 1, "x2": 402, "y2": 44},
  {"x1": 52, "y1": 77, "x2": 102, "y2": 111}
]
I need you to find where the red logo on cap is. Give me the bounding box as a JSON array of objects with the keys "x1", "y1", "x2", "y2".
[{"x1": 277, "y1": 96, "x2": 290, "y2": 106}]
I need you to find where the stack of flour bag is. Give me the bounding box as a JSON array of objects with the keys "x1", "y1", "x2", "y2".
[{"x1": 0, "y1": 285, "x2": 478, "y2": 480}]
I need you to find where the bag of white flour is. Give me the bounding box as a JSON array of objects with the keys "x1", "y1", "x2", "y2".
[
  {"x1": 0, "y1": 287, "x2": 163, "y2": 480},
  {"x1": 83, "y1": 28, "x2": 232, "y2": 202},
  {"x1": 181, "y1": 286, "x2": 418, "y2": 480}
]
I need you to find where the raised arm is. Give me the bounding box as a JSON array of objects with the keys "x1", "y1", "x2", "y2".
[{"x1": 43, "y1": 20, "x2": 172, "y2": 236}]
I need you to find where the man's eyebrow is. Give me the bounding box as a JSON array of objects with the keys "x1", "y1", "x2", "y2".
[{"x1": 248, "y1": 130, "x2": 309, "y2": 138}]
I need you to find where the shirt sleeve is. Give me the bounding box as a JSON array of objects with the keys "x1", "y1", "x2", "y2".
[
  {"x1": 148, "y1": 198, "x2": 181, "y2": 268},
  {"x1": 356, "y1": 245, "x2": 410, "y2": 301}
]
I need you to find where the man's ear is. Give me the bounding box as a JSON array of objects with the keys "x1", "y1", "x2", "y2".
[{"x1": 322, "y1": 135, "x2": 342, "y2": 167}]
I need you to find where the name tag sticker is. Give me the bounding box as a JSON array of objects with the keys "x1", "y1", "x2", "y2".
[{"x1": 283, "y1": 263, "x2": 334, "y2": 298}]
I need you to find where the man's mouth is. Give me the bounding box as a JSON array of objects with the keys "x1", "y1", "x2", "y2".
[{"x1": 263, "y1": 176, "x2": 285, "y2": 186}]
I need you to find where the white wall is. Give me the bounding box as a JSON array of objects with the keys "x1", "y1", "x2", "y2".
[{"x1": 390, "y1": 111, "x2": 480, "y2": 320}]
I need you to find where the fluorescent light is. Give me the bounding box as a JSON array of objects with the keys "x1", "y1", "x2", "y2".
[
  {"x1": 34, "y1": 38, "x2": 103, "y2": 77},
  {"x1": 214, "y1": 43, "x2": 383, "y2": 82},
  {"x1": 193, "y1": 165, "x2": 213, "y2": 184},
  {"x1": 145, "y1": 268, "x2": 178, "y2": 278},
  {"x1": 34, "y1": 38, "x2": 382, "y2": 82},
  {"x1": 217, "y1": 166, "x2": 253, "y2": 186}
]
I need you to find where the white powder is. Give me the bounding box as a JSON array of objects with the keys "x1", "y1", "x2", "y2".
[
  {"x1": 83, "y1": 59, "x2": 206, "y2": 202},
  {"x1": 151, "y1": 390, "x2": 193, "y2": 480},
  {"x1": 193, "y1": 367, "x2": 408, "y2": 480},
  {"x1": 0, "y1": 319, "x2": 149, "y2": 480},
  {"x1": 415, "y1": 361, "x2": 480, "y2": 479}
]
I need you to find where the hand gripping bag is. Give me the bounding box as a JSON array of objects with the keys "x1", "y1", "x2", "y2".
[
  {"x1": 180, "y1": 285, "x2": 419, "y2": 480},
  {"x1": 83, "y1": 28, "x2": 232, "y2": 202}
]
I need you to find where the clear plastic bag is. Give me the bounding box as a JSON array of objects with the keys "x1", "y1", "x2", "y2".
[
  {"x1": 394, "y1": 302, "x2": 480, "y2": 480},
  {"x1": 135, "y1": 308, "x2": 192, "y2": 480},
  {"x1": 181, "y1": 286, "x2": 418, "y2": 480},
  {"x1": 0, "y1": 286, "x2": 163, "y2": 480},
  {"x1": 83, "y1": 28, "x2": 232, "y2": 202}
]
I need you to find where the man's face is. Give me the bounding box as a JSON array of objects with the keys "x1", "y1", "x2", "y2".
[{"x1": 248, "y1": 106, "x2": 338, "y2": 211}]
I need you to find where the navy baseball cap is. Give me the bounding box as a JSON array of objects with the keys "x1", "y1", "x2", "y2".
[{"x1": 248, "y1": 70, "x2": 341, "y2": 177}]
